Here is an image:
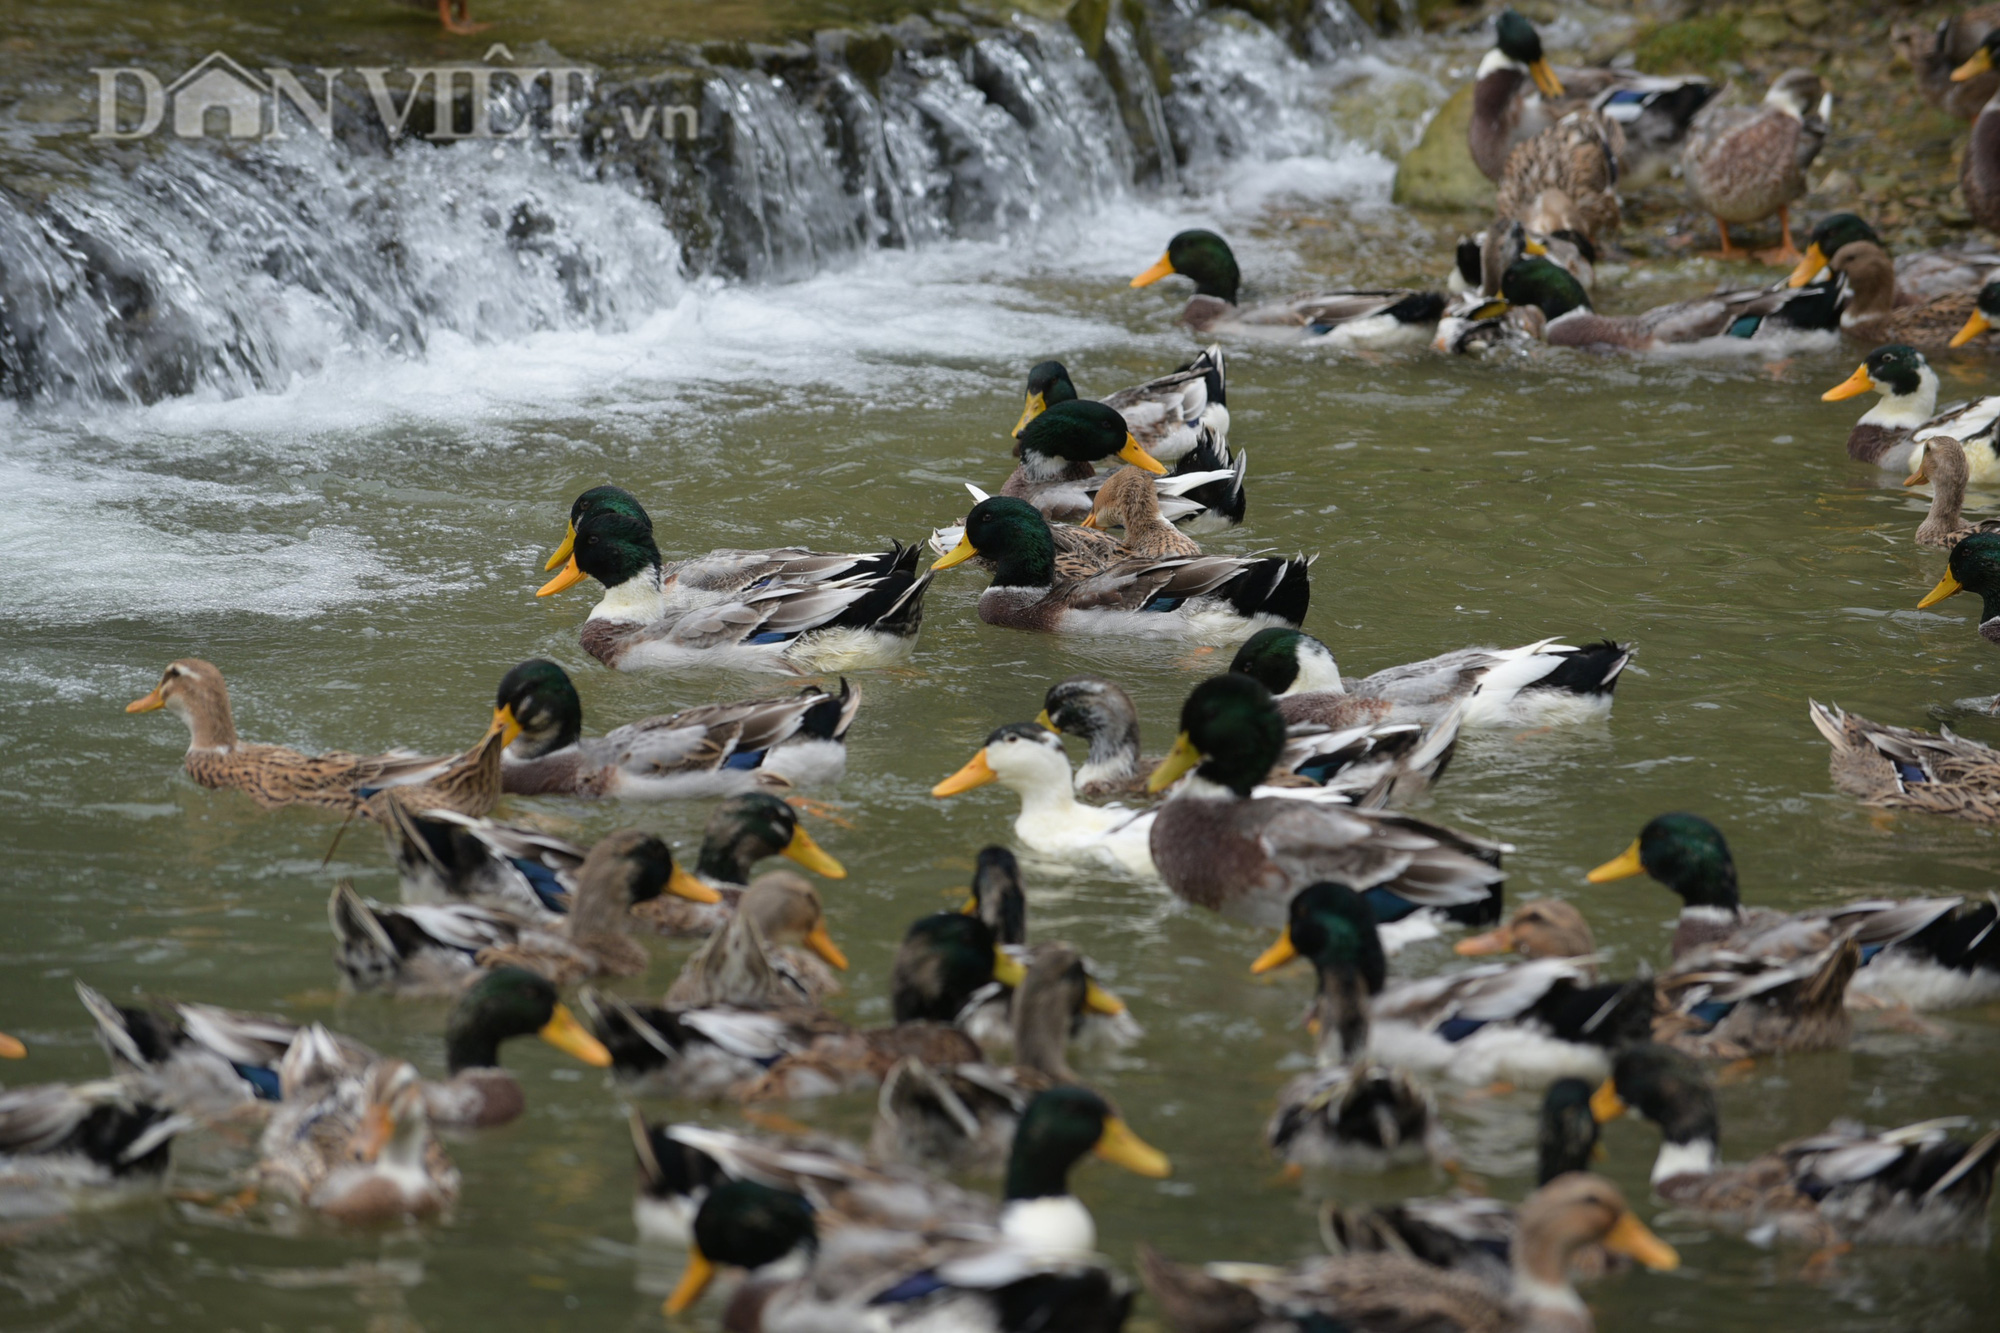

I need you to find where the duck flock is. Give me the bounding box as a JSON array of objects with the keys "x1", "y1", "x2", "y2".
[{"x1": 13, "y1": 8, "x2": 2000, "y2": 1333}]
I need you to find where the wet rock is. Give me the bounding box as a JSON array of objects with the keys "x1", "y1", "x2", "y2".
[{"x1": 1392, "y1": 82, "x2": 1491, "y2": 212}]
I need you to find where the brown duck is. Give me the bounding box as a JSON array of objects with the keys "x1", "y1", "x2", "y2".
[
  {"x1": 1906, "y1": 435, "x2": 2000, "y2": 548},
  {"x1": 126, "y1": 658, "x2": 448, "y2": 811},
  {"x1": 1681, "y1": 69, "x2": 1829, "y2": 263},
  {"x1": 1079, "y1": 465, "x2": 1202, "y2": 560},
  {"x1": 1789, "y1": 215, "x2": 1980, "y2": 349}
]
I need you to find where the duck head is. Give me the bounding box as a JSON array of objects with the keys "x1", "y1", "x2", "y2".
[
  {"x1": 1499, "y1": 255, "x2": 1592, "y2": 320},
  {"x1": 537, "y1": 507, "x2": 661, "y2": 600},
  {"x1": 1228, "y1": 627, "x2": 1345, "y2": 695},
  {"x1": 1015, "y1": 360, "x2": 1080, "y2": 436},
  {"x1": 931, "y1": 496, "x2": 1059, "y2": 587},
  {"x1": 934, "y1": 723, "x2": 1076, "y2": 799},
  {"x1": 493, "y1": 658, "x2": 582, "y2": 759},
  {"x1": 696, "y1": 792, "x2": 846, "y2": 884},
  {"x1": 1016, "y1": 399, "x2": 1165, "y2": 475},
  {"x1": 1789, "y1": 212, "x2": 1881, "y2": 288},
  {"x1": 666, "y1": 1179, "x2": 818, "y2": 1316},
  {"x1": 126, "y1": 658, "x2": 240, "y2": 749},
  {"x1": 1147, "y1": 673, "x2": 1287, "y2": 797},
  {"x1": 1252, "y1": 882, "x2": 1387, "y2": 1062},
  {"x1": 1587, "y1": 813, "x2": 1740, "y2": 912},
  {"x1": 1456, "y1": 899, "x2": 1595, "y2": 961},
  {"x1": 1920, "y1": 530, "x2": 2000, "y2": 618},
  {"x1": 1482, "y1": 10, "x2": 1564, "y2": 98},
  {"x1": 1951, "y1": 279, "x2": 2000, "y2": 347},
  {"x1": 1131, "y1": 230, "x2": 1242, "y2": 305},
  {"x1": 965, "y1": 844, "x2": 1028, "y2": 945},
  {"x1": 740, "y1": 870, "x2": 847, "y2": 971},
  {"x1": 445, "y1": 965, "x2": 610, "y2": 1073},
  {"x1": 545, "y1": 484, "x2": 649, "y2": 571}
]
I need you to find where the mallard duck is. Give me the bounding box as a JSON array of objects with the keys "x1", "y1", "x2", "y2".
[
  {"x1": 0, "y1": 1076, "x2": 187, "y2": 1203},
  {"x1": 1467, "y1": 10, "x2": 1714, "y2": 183},
  {"x1": 1594, "y1": 1043, "x2": 2000, "y2": 1247},
  {"x1": 1130, "y1": 229, "x2": 1446, "y2": 346},
  {"x1": 544, "y1": 485, "x2": 920, "y2": 612},
  {"x1": 1230, "y1": 627, "x2": 1632, "y2": 731},
  {"x1": 1682, "y1": 69, "x2": 1829, "y2": 263},
  {"x1": 1144, "y1": 674, "x2": 1506, "y2": 930},
  {"x1": 1955, "y1": 32, "x2": 2000, "y2": 231},
  {"x1": 869, "y1": 942, "x2": 1105, "y2": 1175},
  {"x1": 1452, "y1": 218, "x2": 1592, "y2": 299},
  {"x1": 1014, "y1": 347, "x2": 1228, "y2": 465},
  {"x1": 663, "y1": 872, "x2": 848, "y2": 1009},
  {"x1": 1454, "y1": 899, "x2": 1598, "y2": 966},
  {"x1": 629, "y1": 792, "x2": 848, "y2": 939},
  {"x1": 1079, "y1": 466, "x2": 1203, "y2": 559},
  {"x1": 1496, "y1": 109, "x2": 1622, "y2": 245},
  {"x1": 495, "y1": 659, "x2": 858, "y2": 799},
  {"x1": 932, "y1": 723, "x2": 1158, "y2": 875},
  {"x1": 376, "y1": 798, "x2": 580, "y2": 920},
  {"x1": 1906, "y1": 437, "x2": 2000, "y2": 547},
  {"x1": 539, "y1": 507, "x2": 933, "y2": 674},
  {"x1": 1785, "y1": 215, "x2": 1986, "y2": 349},
  {"x1": 329, "y1": 829, "x2": 712, "y2": 992},
  {"x1": 1138, "y1": 1172, "x2": 1677, "y2": 1333},
  {"x1": 1810, "y1": 700, "x2": 2000, "y2": 835},
  {"x1": 1818, "y1": 343, "x2": 2000, "y2": 473},
  {"x1": 932, "y1": 497, "x2": 1309, "y2": 640},
  {"x1": 1253, "y1": 884, "x2": 1448, "y2": 1170},
  {"x1": 1920, "y1": 528, "x2": 2000, "y2": 661},
  {"x1": 1320, "y1": 1078, "x2": 1609, "y2": 1287},
  {"x1": 998, "y1": 399, "x2": 1171, "y2": 524},
  {"x1": 124, "y1": 659, "x2": 448, "y2": 811},
  {"x1": 1901, "y1": 7, "x2": 2000, "y2": 120},
  {"x1": 1499, "y1": 254, "x2": 1843, "y2": 349},
  {"x1": 1587, "y1": 812, "x2": 2000, "y2": 1010},
  {"x1": 258, "y1": 1034, "x2": 458, "y2": 1223},
  {"x1": 664, "y1": 1086, "x2": 1168, "y2": 1323}
]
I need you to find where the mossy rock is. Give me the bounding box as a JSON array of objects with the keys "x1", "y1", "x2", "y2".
[
  {"x1": 1633, "y1": 14, "x2": 1744, "y2": 75},
  {"x1": 1392, "y1": 82, "x2": 1492, "y2": 212}
]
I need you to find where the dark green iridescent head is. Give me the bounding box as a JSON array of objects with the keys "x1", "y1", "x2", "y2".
[
  {"x1": 891, "y1": 911, "x2": 997, "y2": 1022},
  {"x1": 1500, "y1": 256, "x2": 1591, "y2": 320},
  {"x1": 1178, "y1": 673, "x2": 1287, "y2": 797},
  {"x1": 1607, "y1": 1043, "x2": 1721, "y2": 1147},
  {"x1": 1024, "y1": 361, "x2": 1080, "y2": 409},
  {"x1": 1495, "y1": 10, "x2": 1543, "y2": 64},
  {"x1": 1636, "y1": 813, "x2": 1739, "y2": 909},
  {"x1": 1285, "y1": 882, "x2": 1387, "y2": 996},
  {"x1": 1015, "y1": 400, "x2": 1135, "y2": 464},
  {"x1": 697, "y1": 792, "x2": 800, "y2": 884},
  {"x1": 1228, "y1": 627, "x2": 1309, "y2": 693},
  {"x1": 494, "y1": 659, "x2": 582, "y2": 758},
  {"x1": 569, "y1": 484, "x2": 650, "y2": 530},
  {"x1": 1005, "y1": 1086, "x2": 1118, "y2": 1201},
  {"x1": 690, "y1": 1180, "x2": 818, "y2": 1269},
  {"x1": 444, "y1": 966, "x2": 558, "y2": 1072},
  {"x1": 958, "y1": 496, "x2": 1057, "y2": 589},
  {"x1": 570, "y1": 508, "x2": 662, "y2": 589},
  {"x1": 1806, "y1": 213, "x2": 1881, "y2": 259},
  {"x1": 1979, "y1": 280, "x2": 2000, "y2": 317},
  {"x1": 1160, "y1": 230, "x2": 1242, "y2": 304}
]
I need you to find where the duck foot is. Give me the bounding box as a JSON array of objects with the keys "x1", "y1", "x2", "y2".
[
  {"x1": 741, "y1": 1107, "x2": 816, "y2": 1136},
  {"x1": 1752, "y1": 207, "x2": 1803, "y2": 267},
  {"x1": 784, "y1": 796, "x2": 851, "y2": 827},
  {"x1": 1714, "y1": 1057, "x2": 1759, "y2": 1086},
  {"x1": 438, "y1": 0, "x2": 489, "y2": 33},
  {"x1": 1699, "y1": 218, "x2": 1752, "y2": 261},
  {"x1": 1800, "y1": 1239, "x2": 1852, "y2": 1280}
]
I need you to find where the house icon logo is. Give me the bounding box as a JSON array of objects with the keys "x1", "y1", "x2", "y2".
[{"x1": 166, "y1": 52, "x2": 269, "y2": 138}]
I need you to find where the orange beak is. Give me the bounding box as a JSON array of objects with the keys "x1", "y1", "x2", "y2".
[
  {"x1": 1130, "y1": 253, "x2": 1175, "y2": 288},
  {"x1": 1821, "y1": 364, "x2": 1874, "y2": 402},
  {"x1": 1454, "y1": 924, "x2": 1517, "y2": 956},
  {"x1": 1952, "y1": 309, "x2": 1993, "y2": 348},
  {"x1": 1117, "y1": 435, "x2": 1169, "y2": 475},
  {"x1": 1953, "y1": 47, "x2": 1995, "y2": 81},
  {"x1": 932, "y1": 750, "x2": 997, "y2": 797},
  {"x1": 126, "y1": 686, "x2": 166, "y2": 713},
  {"x1": 804, "y1": 921, "x2": 849, "y2": 971},
  {"x1": 536, "y1": 554, "x2": 588, "y2": 597}
]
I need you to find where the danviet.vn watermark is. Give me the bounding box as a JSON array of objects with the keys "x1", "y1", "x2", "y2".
[{"x1": 92, "y1": 45, "x2": 698, "y2": 143}]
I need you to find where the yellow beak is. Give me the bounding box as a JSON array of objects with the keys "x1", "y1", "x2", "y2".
[
  {"x1": 781, "y1": 824, "x2": 846, "y2": 879},
  {"x1": 1145, "y1": 732, "x2": 1201, "y2": 793},
  {"x1": 544, "y1": 520, "x2": 576, "y2": 572},
  {"x1": 1094, "y1": 1115, "x2": 1172, "y2": 1178},
  {"x1": 668, "y1": 864, "x2": 724, "y2": 904},
  {"x1": 1079, "y1": 507, "x2": 1104, "y2": 529},
  {"x1": 1903, "y1": 457, "x2": 1930, "y2": 487},
  {"x1": 125, "y1": 686, "x2": 166, "y2": 714},
  {"x1": 804, "y1": 921, "x2": 849, "y2": 971},
  {"x1": 1602, "y1": 1210, "x2": 1680, "y2": 1271},
  {"x1": 1820, "y1": 363, "x2": 1875, "y2": 401},
  {"x1": 1952, "y1": 309, "x2": 1993, "y2": 348},
  {"x1": 1250, "y1": 928, "x2": 1298, "y2": 974},
  {"x1": 1586, "y1": 840, "x2": 1646, "y2": 883},
  {"x1": 932, "y1": 750, "x2": 998, "y2": 797},
  {"x1": 663, "y1": 1246, "x2": 716, "y2": 1316},
  {"x1": 991, "y1": 946, "x2": 1029, "y2": 988},
  {"x1": 1117, "y1": 435, "x2": 1169, "y2": 475},
  {"x1": 1589, "y1": 1078, "x2": 1628, "y2": 1123},
  {"x1": 491, "y1": 704, "x2": 524, "y2": 749},
  {"x1": 536, "y1": 553, "x2": 589, "y2": 597},
  {"x1": 1012, "y1": 391, "x2": 1046, "y2": 438},
  {"x1": 538, "y1": 1003, "x2": 613, "y2": 1067},
  {"x1": 1454, "y1": 924, "x2": 1517, "y2": 957},
  {"x1": 1528, "y1": 57, "x2": 1565, "y2": 98},
  {"x1": 958, "y1": 893, "x2": 979, "y2": 915},
  {"x1": 1523, "y1": 237, "x2": 1548, "y2": 256},
  {"x1": 1954, "y1": 47, "x2": 1995, "y2": 81},
  {"x1": 930, "y1": 533, "x2": 979, "y2": 572},
  {"x1": 1130, "y1": 253, "x2": 1176, "y2": 288},
  {"x1": 1788, "y1": 242, "x2": 1830, "y2": 289},
  {"x1": 0, "y1": 1032, "x2": 24, "y2": 1059},
  {"x1": 1919, "y1": 569, "x2": 1965, "y2": 608},
  {"x1": 1034, "y1": 709, "x2": 1060, "y2": 734},
  {"x1": 1083, "y1": 978, "x2": 1126, "y2": 1016}
]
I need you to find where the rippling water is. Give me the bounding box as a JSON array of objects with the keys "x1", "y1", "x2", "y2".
[{"x1": 3, "y1": 3, "x2": 1999, "y2": 1331}]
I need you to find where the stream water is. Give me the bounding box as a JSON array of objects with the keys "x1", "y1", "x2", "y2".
[{"x1": 2, "y1": 2, "x2": 1997, "y2": 1330}]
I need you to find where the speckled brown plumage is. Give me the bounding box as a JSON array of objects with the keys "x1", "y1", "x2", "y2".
[
  {"x1": 1829, "y1": 242, "x2": 1980, "y2": 349},
  {"x1": 1809, "y1": 700, "x2": 2000, "y2": 825},
  {"x1": 1911, "y1": 437, "x2": 2000, "y2": 548},
  {"x1": 1899, "y1": 7, "x2": 2000, "y2": 121},
  {"x1": 365, "y1": 724, "x2": 506, "y2": 821},
  {"x1": 1496, "y1": 110, "x2": 1621, "y2": 243},
  {"x1": 1682, "y1": 72, "x2": 1825, "y2": 226},
  {"x1": 1965, "y1": 95, "x2": 2000, "y2": 232},
  {"x1": 1082, "y1": 466, "x2": 1202, "y2": 559}
]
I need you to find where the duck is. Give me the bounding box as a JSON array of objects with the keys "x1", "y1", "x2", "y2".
[
  {"x1": 1950, "y1": 278, "x2": 2000, "y2": 345},
  {"x1": 539, "y1": 507, "x2": 933, "y2": 674},
  {"x1": 1906, "y1": 436, "x2": 2000, "y2": 547},
  {"x1": 1137, "y1": 1172, "x2": 1677, "y2": 1333},
  {"x1": 868, "y1": 942, "x2": 1104, "y2": 1175},
  {"x1": 1452, "y1": 217, "x2": 1592, "y2": 299},
  {"x1": 1587, "y1": 812, "x2": 2000, "y2": 1010},
  {"x1": 1253, "y1": 884, "x2": 1448, "y2": 1171},
  {"x1": 1593, "y1": 1043, "x2": 2000, "y2": 1247},
  {"x1": 931, "y1": 723, "x2": 1158, "y2": 876},
  {"x1": 1681, "y1": 69, "x2": 1830, "y2": 263},
  {"x1": 1434, "y1": 291, "x2": 1551, "y2": 356},
  {"x1": 1143, "y1": 674, "x2": 1507, "y2": 931},
  {"x1": 494, "y1": 658, "x2": 859, "y2": 799},
  {"x1": 663, "y1": 1086, "x2": 1168, "y2": 1324},
  {"x1": 1809, "y1": 699, "x2": 2000, "y2": 832},
  {"x1": 0, "y1": 1076, "x2": 187, "y2": 1203},
  {"x1": 663, "y1": 871, "x2": 848, "y2": 1009},
  {"x1": 996, "y1": 398, "x2": 1172, "y2": 525},
  {"x1": 1497, "y1": 254, "x2": 1843, "y2": 350},
  {"x1": 543, "y1": 484, "x2": 920, "y2": 613},
  {"x1": 124, "y1": 659, "x2": 448, "y2": 811},
  {"x1": 1920, "y1": 529, "x2": 2000, "y2": 664},
  {"x1": 1955, "y1": 32, "x2": 2000, "y2": 232},
  {"x1": 1013, "y1": 347, "x2": 1227, "y2": 465},
  {"x1": 1229, "y1": 627, "x2": 1632, "y2": 731},
  {"x1": 1453, "y1": 899, "x2": 1598, "y2": 969},
  {"x1": 1129, "y1": 229, "x2": 1446, "y2": 347},
  {"x1": 1467, "y1": 9, "x2": 1714, "y2": 183},
  {"x1": 1079, "y1": 466, "x2": 1203, "y2": 559},
  {"x1": 891, "y1": 847, "x2": 1135, "y2": 1055},
  {"x1": 931, "y1": 497, "x2": 1310, "y2": 641},
  {"x1": 631, "y1": 792, "x2": 848, "y2": 938},
  {"x1": 257, "y1": 1032, "x2": 458, "y2": 1223},
  {"x1": 1819, "y1": 343, "x2": 2000, "y2": 474},
  {"x1": 328, "y1": 829, "x2": 712, "y2": 993},
  {"x1": 1319, "y1": 1078, "x2": 1611, "y2": 1288},
  {"x1": 1902, "y1": 6, "x2": 2000, "y2": 120},
  {"x1": 1495, "y1": 109, "x2": 1622, "y2": 246},
  {"x1": 375, "y1": 798, "x2": 583, "y2": 920},
  {"x1": 1787, "y1": 215, "x2": 1987, "y2": 349}
]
